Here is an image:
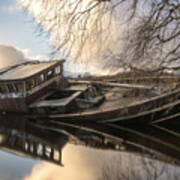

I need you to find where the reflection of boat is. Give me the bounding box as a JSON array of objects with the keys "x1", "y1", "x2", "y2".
[
  {"x1": 0, "y1": 118, "x2": 67, "y2": 166},
  {"x1": 1, "y1": 116, "x2": 180, "y2": 167},
  {"x1": 44, "y1": 118, "x2": 180, "y2": 166},
  {"x1": 0, "y1": 60, "x2": 179, "y2": 123}
]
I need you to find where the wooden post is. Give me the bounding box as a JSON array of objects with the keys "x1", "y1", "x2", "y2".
[
  {"x1": 23, "y1": 81, "x2": 26, "y2": 97},
  {"x1": 60, "y1": 64, "x2": 63, "y2": 75},
  {"x1": 50, "y1": 148, "x2": 54, "y2": 159},
  {"x1": 59, "y1": 149, "x2": 62, "y2": 164},
  {"x1": 5, "y1": 83, "x2": 9, "y2": 93},
  {"x1": 42, "y1": 144, "x2": 46, "y2": 157},
  {"x1": 27, "y1": 140, "x2": 31, "y2": 153},
  {"x1": 33, "y1": 141, "x2": 37, "y2": 155}
]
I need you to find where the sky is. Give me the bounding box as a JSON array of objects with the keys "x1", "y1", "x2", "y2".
[
  {"x1": 0, "y1": 0, "x2": 126, "y2": 75},
  {"x1": 0, "y1": 0, "x2": 103, "y2": 75},
  {"x1": 0, "y1": 0, "x2": 50, "y2": 59}
]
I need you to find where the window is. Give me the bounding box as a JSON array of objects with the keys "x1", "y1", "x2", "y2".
[
  {"x1": 48, "y1": 70, "x2": 53, "y2": 76},
  {"x1": 0, "y1": 84, "x2": 7, "y2": 93},
  {"x1": 15, "y1": 83, "x2": 24, "y2": 92},
  {"x1": 36, "y1": 74, "x2": 45, "y2": 85},
  {"x1": 55, "y1": 66, "x2": 61, "y2": 75},
  {"x1": 40, "y1": 74, "x2": 44, "y2": 81},
  {"x1": 26, "y1": 80, "x2": 35, "y2": 91},
  {"x1": 47, "y1": 69, "x2": 54, "y2": 80},
  {"x1": 7, "y1": 84, "x2": 14, "y2": 93}
]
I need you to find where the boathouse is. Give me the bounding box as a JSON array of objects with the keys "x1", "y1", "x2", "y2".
[{"x1": 0, "y1": 60, "x2": 65, "y2": 112}]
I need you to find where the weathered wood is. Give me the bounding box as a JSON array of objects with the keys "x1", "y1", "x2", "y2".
[
  {"x1": 46, "y1": 88, "x2": 180, "y2": 123},
  {"x1": 99, "y1": 100, "x2": 180, "y2": 123},
  {"x1": 30, "y1": 91, "x2": 82, "y2": 108},
  {"x1": 69, "y1": 80, "x2": 154, "y2": 90},
  {"x1": 0, "y1": 61, "x2": 65, "y2": 112}
]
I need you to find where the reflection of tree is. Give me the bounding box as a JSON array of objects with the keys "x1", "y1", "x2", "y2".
[
  {"x1": 99, "y1": 154, "x2": 180, "y2": 180},
  {"x1": 20, "y1": 0, "x2": 179, "y2": 73}
]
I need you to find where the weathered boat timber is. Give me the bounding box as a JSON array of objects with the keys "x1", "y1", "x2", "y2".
[
  {"x1": 0, "y1": 61, "x2": 180, "y2": 123},
  {"x1": 44, "y1": 87, "x2": 180, "y2": 123}
]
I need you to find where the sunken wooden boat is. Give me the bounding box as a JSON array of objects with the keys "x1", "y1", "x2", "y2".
[{"x1": 0, "y1": 60, "x2": 179, "y2": 123}]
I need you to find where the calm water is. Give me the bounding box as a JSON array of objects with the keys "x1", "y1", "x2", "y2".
[{"x1": 0, "y1": 117, "x2": 180, "y2": 180}]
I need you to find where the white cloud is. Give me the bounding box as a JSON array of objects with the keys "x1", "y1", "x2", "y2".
[
  {"x1": 0, "y1": 44, "x2": 49, "y2": 70},
  {"x1": 29, "y1": 55, "x2": 49, "y2": 61},
  {"x1": 13, "y1": 47, "x2": 49, "y2": 61},
  {"x1": 0, "y1": 44, "x2": 27, "y2": 69}
]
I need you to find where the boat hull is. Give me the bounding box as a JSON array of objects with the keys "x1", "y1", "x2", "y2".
[{"x1": 33, "y1": 88, "x2": 180, "y2": 123}]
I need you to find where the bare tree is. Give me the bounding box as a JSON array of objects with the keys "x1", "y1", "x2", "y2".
[
  {"x1": 120, "y1": 0, "x2": 180, "y2": 72},
  {"x1": 20, "y1": 0, "x2": 180, "y2": 73}
]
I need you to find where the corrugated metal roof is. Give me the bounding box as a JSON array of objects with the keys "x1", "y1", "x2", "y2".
[{"x1": 0, "y1": 61, "x2": 62, "y2": 81}]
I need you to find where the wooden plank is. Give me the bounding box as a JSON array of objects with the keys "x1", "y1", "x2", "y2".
[
  {"x1": 99, "y1": 100, "x2": 180, "y2": 123},
  {"x1": 152, "y1": 112, "x2": 180, "y2": 124},
  {"x1": 47, "y1": 97, "x2": 180, "y2": 123},
  {"x1": 30, "y1": 91, "x2": 82, "y2": 108},
  {"x1": 69, "y1": 80, "x2": 154, "y2": 90},
  {"x1": 152, "y1": 124, "x2": 180, "y2": 138}
]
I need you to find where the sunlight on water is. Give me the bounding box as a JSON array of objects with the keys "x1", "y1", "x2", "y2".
[
  {"x1": 24, "y1": 144, "x2": 180, "y2": 180},
  {"x1": 0, "y1": 142, "x2": 179, "y2": 180},
  {"x1": 25, "y1": 144, "x2": 106, "y2": 180}
]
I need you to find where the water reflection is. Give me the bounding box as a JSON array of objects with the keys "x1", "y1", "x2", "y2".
[
  {"x1": 25, "y1": 144, "x2": 106, "y2": 180},
  {"x1": 0, "y1": 150, "x2": 36, "y2": 180},
  {"x1": 0, "y1": 116, "x2": 180, "y2": 179},
  {"x1": 0, "y1": 119, "x2": 67, "y2": 166}
]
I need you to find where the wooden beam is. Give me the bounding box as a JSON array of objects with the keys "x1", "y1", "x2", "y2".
[{"x1": 69, "y1": 80, "x2": 154, "y2": 90}]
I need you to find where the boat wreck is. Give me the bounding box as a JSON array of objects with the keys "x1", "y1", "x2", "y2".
[{"x1": 0, "y1": 60, "x2": 179, "y2": 123}]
